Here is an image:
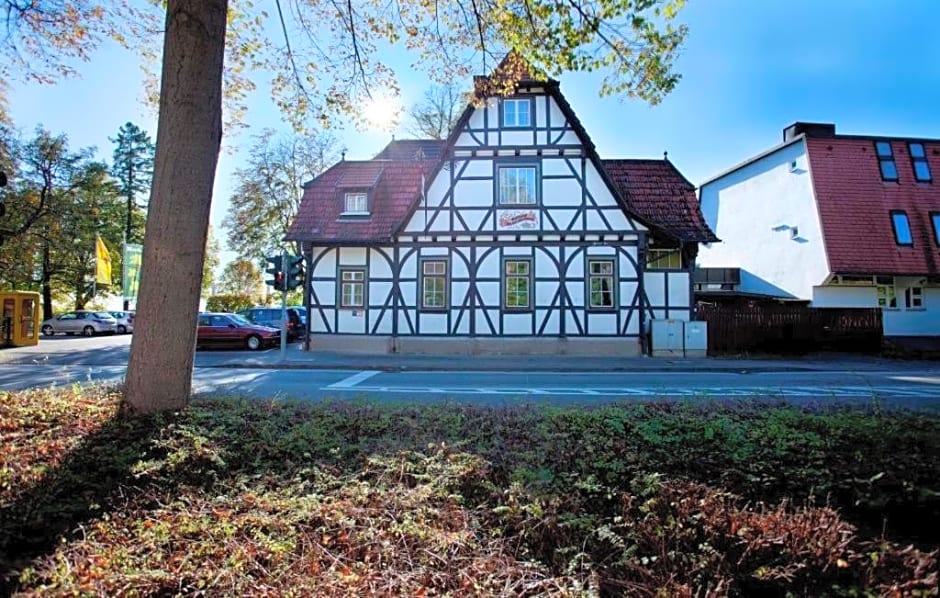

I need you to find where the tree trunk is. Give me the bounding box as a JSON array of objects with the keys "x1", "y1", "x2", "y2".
[
  {"x1": 41, "y1": 242, "x2": 53, "y2": 321},
  {"x1": 123, "y1": 0, "x2": 228, "y2": 414}
]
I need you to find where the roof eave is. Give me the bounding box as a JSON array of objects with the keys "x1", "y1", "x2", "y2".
[{"x1": 698, "y1": 135, "x2": 806, "y2": 189}]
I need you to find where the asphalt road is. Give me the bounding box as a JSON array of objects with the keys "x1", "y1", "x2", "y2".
[{"x1": 2, "y1": 334, "x2": 940, "y2": 409}]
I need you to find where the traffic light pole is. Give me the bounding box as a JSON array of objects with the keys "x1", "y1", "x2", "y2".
[{"x1": 280, "y1": 250, "x2": 288, "y2": 362}]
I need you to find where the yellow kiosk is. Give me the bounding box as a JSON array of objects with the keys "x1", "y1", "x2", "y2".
[{"x1": 1, "y1": 291, "x2": 41, "y2": 347}]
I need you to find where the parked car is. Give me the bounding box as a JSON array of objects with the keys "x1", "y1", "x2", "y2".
[
  {"x1": 238, "y1": 306, "x2": 306, "y2": 342},
  {"x1": 41, "y1": 310, "x2": 118, "y2": 337},
  {"x1": 196, "y1": 312, "x2": 280, "y2": 351},
  {"x1": 109, "y1": 310, "x2": 135, "y2": 334}
]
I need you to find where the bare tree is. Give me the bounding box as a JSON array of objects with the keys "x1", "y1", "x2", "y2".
[{"x1": 405, "y1": 84, "x2": 466, "y2": 140}]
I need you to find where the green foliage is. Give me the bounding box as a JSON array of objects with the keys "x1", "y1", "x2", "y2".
[
  {"x1": 0, "y1": 128, "x2": 124, "y2": 308},
  {"x1": 216, "y1": 258, "x2": 262, "y2": 298},
  {"x1": 110, "y1": 121, "x2": 155, "y2": 245},
  {"x1": 204, "y1": 293, "x2": 253, "y2": 313},
  {"x1": 202, "y1": 225, "x2": 221, "y2": 296},
  {"x1": 222, "y1": 129, "x2": 338, "y2": 263},
  {"x1": 2, "y1": 391, "x2": 939, "y2": 595}
]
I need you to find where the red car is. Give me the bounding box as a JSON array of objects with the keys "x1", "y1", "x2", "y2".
[{"x1": 196, "y1": 312, "x2": 280, "y2": 351}]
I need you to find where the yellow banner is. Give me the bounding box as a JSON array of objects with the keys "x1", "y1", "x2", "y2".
[{"x1": 96, "y1": 235, "x2": 112, "y2": 285}]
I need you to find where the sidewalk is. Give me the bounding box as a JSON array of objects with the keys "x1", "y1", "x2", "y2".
[{"x1": 201, "y1": 344, "x2": 937, "y2": 374}]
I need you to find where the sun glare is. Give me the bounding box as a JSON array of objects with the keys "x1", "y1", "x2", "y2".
[{"x1": 362, "y1": 94, "x2": 401, "y2": 131}]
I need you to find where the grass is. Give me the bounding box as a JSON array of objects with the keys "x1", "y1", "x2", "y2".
[{"x1": 1, "y1": 385, "x2": 938, "y2": 596}]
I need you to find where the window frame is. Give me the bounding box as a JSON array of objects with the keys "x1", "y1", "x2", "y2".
[
  {"x1": 419, "y1": 258, "x2": 449, "y2": 312},
  {"x1": 342, "y1": 191, "x2": 370, "y2": 215},
  {"x1": 587, "y1": 258, "x2": 617, "y2": 311},
  {"x1": 500, "y1": 97, "x2": 533, "y2": 128},
  {"x1": 875, "y1": 141, "x2": 899, "y2": 182},
  {"x1": 338, "y1": 267, "x2": 366, "y2": 309},
  {"x1": 909, "y1": 142, "x2": 932, "y2": 183},
  {"x1": 502, "y1": 258, "x2": 533, "y2": 312},
  {"x1": 496, "y1": 164, "x2": 539, "y2": 206},
  {"x1": 904, "y1": 286, "x2": 924, "y2": 310},
  {"x1": 931, "y1": 212, "x2": 940, "y2": 247},
  {"x1": 876, "y1": 284, "x2": 898, "y2": 310},
  {"x1": 890, "y1": 210, "x2": 913, "y2": 246},
  {"x1": 646, "y1": 249, "x2": 682, "y2": 270}
]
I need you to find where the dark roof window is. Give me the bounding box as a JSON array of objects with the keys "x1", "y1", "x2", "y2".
[
  {"x1": 931, "y1": 212, "x2": 940, "y2": 246},
  {"x1": 890, "y1": 211, "x2": 913, "y2": 245},
  {"x1": 875, "y1": 141, "x2": 898, "y2": 181},
  {"x1": 909, "y1": 142, "x2": 932, "y2": 182}
]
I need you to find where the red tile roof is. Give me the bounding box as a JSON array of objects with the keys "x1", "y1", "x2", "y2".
[
  {"x1": 602, "y1": 159, "x2": 719, "y2": 243},
  {"x1": 337, "y1": 162, "x2": 385, "y2": 188},
  {"x1": 805, "y1": 136, "x2": 940, "y2": 275},
  {"x1": 287, "y1": 160, "x2": 436, "y2": 244}
]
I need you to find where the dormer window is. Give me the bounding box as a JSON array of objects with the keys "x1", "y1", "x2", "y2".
[
  {"x1": 875, "y1": 141, "x2": 898, "y2": 181},
  {"x1": 909, "y1": 142, "x2": 932, "y2": 182},
  {"x1": 343, "y1": 192, "x2": 369, "y2": 215},
  {"x1": 502, "y1": 98, "x2": 531, "y2": 127}
]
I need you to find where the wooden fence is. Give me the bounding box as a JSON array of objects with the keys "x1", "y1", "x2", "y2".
[{"x1": 695, "y1": 304, "x2": 883, "y2": 355}]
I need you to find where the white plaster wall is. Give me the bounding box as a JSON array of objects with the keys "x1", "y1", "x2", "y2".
[
  {"x1": 884, "y1": 297, "x2": 940, "y2": 336},
  {"x1": 419, "y1": 313, "x2": 448, "y2": 334},
  {"x1": 668, "y1": 272, "x2": 691, "y2": 312},
  {"x1": 812, "y1": 286, "x2": 876, "y2": 308},
  {"x1": 644, "y1": 271, "x2": 666, "y2": 306},
  {"x1": 503, "y1": 313, "x2": 530, "y2": 334},
  {"x1": 698, "y1": 139, "x2": 828, "y2": 299},
  {"x1": 338, "y1": 247, "x2": 367, "y2": 266}
]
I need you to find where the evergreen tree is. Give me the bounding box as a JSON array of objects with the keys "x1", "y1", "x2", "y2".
[{"x1": 110, "y1": 122, "x2": 154, "y2": 245}]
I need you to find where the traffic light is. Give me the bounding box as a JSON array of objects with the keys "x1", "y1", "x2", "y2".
[
  {"x1": 285, "y1": 255, "x2": 304, "y2": 290},
  {"x1": 265, "y1": 255, "x2": 284, "y2": 290}
]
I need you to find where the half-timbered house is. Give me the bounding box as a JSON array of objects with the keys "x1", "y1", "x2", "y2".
[{"x1": 286, "y1": 65, "x2": 716, "y2": 355}]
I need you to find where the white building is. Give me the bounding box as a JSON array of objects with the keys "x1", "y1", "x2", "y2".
[
  {"x1": 698, "y1": 122, "x2": 940, "y2": 345},
  {"x1": 287, "y1": 59, "x2": 716, "y2": 355}
]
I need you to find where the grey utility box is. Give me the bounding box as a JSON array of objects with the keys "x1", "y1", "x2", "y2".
[
  {"x1": 683, "y1": 321, "x2": 708, "y2": 358},
  {"x1": 650, "y1": 319, "x2": 684, "y2": 357}
]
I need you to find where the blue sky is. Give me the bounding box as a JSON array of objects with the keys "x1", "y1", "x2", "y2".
[{"x1": 7, "y1": 0, "x2": 940, "y2": 268}]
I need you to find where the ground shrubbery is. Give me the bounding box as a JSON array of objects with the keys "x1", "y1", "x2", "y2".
[{"x1": 1, "y1": 387, "x2": 938, "y2": 596}]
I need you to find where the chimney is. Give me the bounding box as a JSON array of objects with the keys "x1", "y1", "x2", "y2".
[{"x1": 783, "y1": 122, "x2": 836, "y2": 142}]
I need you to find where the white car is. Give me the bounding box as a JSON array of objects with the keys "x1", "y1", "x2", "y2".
[
  {"x1": 41, "y1": 311, "x2": 118, "y2": 337},
  {"x1": 109, "y1": 310, "x2": 135, "y2": 334}
]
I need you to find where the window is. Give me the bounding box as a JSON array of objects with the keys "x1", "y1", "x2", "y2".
[
  {"x1": 339, "y1": 268, "x2": 365, "y2": 308},
  {"x1": 890, "y1": 211, "x2": 913, "y2": 245},
  {"x1": 875, "y1": 141, "x2": 898, "y2": 181},
  {"x1": 647, "y1": 249, "x2": 682, "y2": 269},
  {"x1": 502, "y1": 98, "x2": 531, "y2": 127},
  {"x1": 588, "y1": 259, "x2": 616, "y2": 309},
  {"x1": 498, "y1": 166, "x2": 537, "y2": 205},
  {"x1": 876, "y1": 285, "x2": 897, "y2": 309},
  {"x1": 932, "y1": 212, "x2": 940, "y2": 246},
  {"x1": 905, "y1": 286, "x2": 924, "y2": 309},
  {"x1": 420, "y1": 260, "x2": 448, "y2": 310},
  {"x1": 503, "y1": 259, "x2": 532, "y2": 310},
  {"x1": 343, "y1": 192, "x2": 368, "y2": 214},
  {"x1": 909, "y1": 142, "x2": 932, "y2": 182}
]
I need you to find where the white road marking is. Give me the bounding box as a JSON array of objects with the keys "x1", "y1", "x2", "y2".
[
  {"x1": 325, "y1": 370, "x2": 382, "y2": 389},
  {"x1": 320, "y1": 384, "x2": 940, "y2": 398}
]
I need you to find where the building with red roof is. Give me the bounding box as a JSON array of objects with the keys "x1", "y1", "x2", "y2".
[
  {"x1": 287, "y1": 63, "x2": 715, "y2": 355},
  {"x1": 698, "y1": 122, "x2": 940, "y2": 343}
]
